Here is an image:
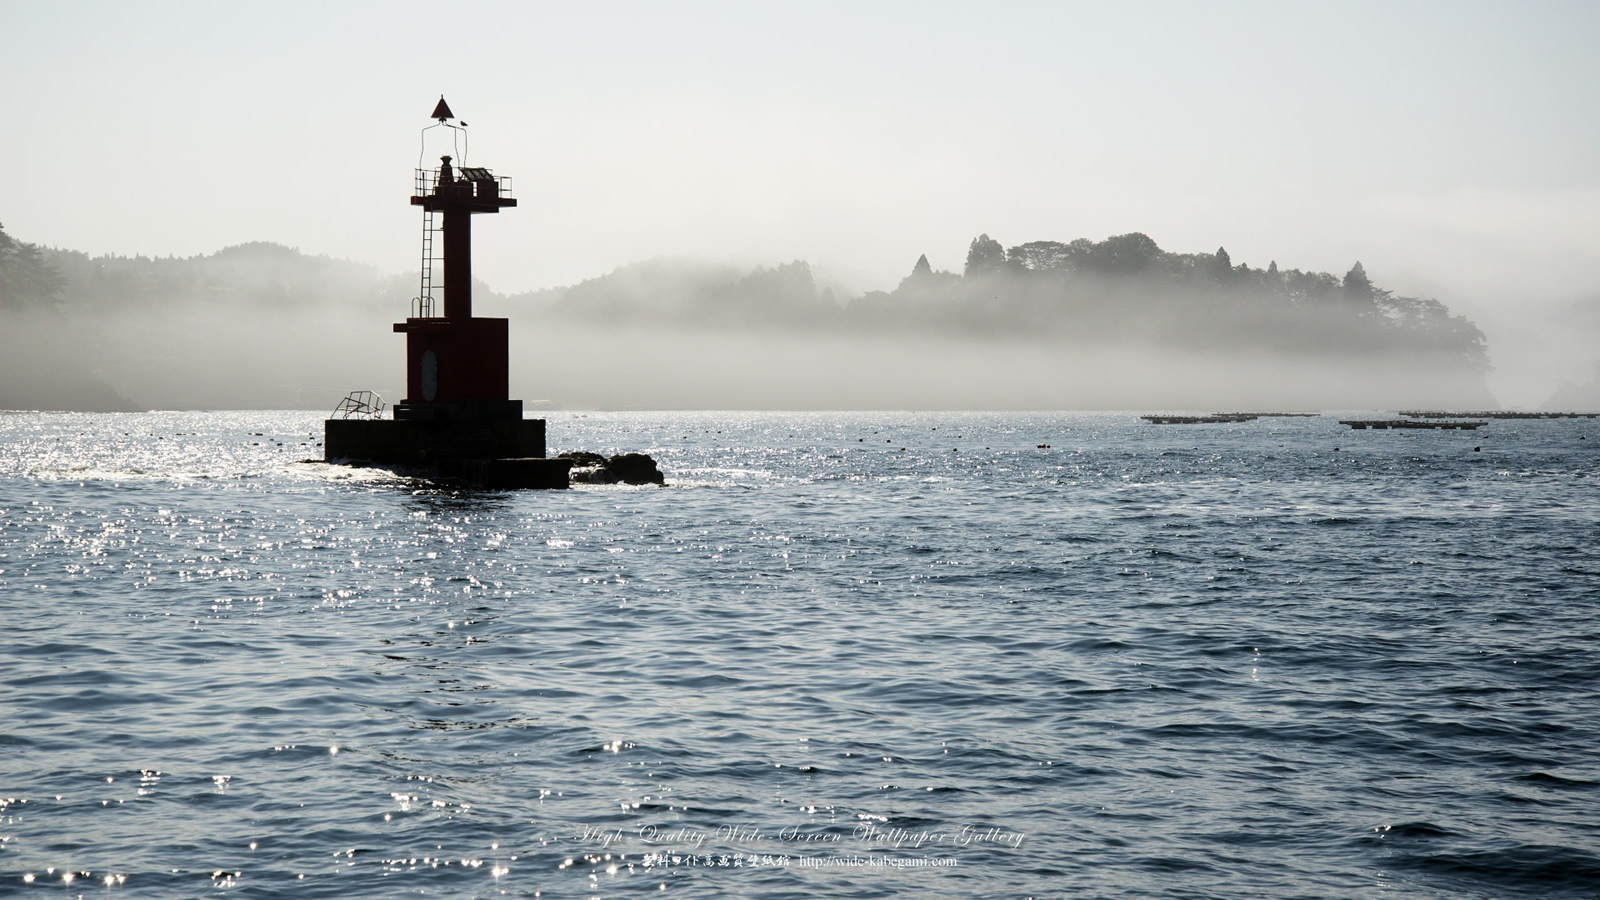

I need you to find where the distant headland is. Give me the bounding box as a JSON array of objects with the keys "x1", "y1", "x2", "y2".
[
  {"x1": 0, "y1": 221, "x2": 1519, "y2": 411},
  {"x1": 531, "y1": 232, "x2": 1489, "y2": 374}
]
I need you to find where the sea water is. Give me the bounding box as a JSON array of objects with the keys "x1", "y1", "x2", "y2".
[{"x1": 1, "y1": 410, "x2": 1597, "y2": 899}]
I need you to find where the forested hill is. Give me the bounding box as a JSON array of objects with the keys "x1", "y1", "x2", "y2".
[
  {"x1": 9, "y1": 237, "x2": 412, "y2": 314},
  {"x1": 4, "y1": 221, "x2": 1487, "y2": 374},
  {"x1": 0, "y1": 226, "x2": 418, "y2": 412},
  {"x1": 2, "y1": 221, "x2": 1493, "y2": 410},
  {"x1": 535, "y1": 232, "x2": 1490, "y2": 373}
]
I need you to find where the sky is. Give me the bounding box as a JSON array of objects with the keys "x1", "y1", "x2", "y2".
[{"x1": 4, "y1": 0, "x2": 1598, "y2": 373}]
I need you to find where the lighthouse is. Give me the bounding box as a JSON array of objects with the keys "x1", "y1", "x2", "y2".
[{"x1": 324, "y1": 98, "x2": 571, "y2": 488}]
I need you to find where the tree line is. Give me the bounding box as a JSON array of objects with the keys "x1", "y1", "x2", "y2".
[
  {"x1": 855, "y1": 232, "x2": 1491, "y2": 370},
  {"x1": 1, "y1": 221, "x2": 1489, "y2": 373},
  {"x1": 537, "y1": 232, "x2": 1489, "y2": 372},
  {"x1": 0, "y1": 221, "x2": 65, "y2": 311}
]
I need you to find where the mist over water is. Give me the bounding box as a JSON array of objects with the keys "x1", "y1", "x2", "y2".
[
  {"x1": 519, "y1": 326, "x2": 1494, "y2": 412},
  {"x1": 0, "y1": 309, "x2": 1498, "y2": 414},
  {"x1": 0, "y1": 238, "x2": 1534, "y2": 413},
  {"x1": 1472, "y1": 295, "x2": 1600, "y2": 409},
  {"x1": 0, "y1": 306, "x2": 394, "y2": 412}
]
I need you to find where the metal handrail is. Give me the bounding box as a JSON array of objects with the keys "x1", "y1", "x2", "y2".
[
  {"x1": 412, "y1": 168, "x2": 513, "y2": 200},
  {"x1": 331, "y1": 390, "x2": 386, "y2": 420}
]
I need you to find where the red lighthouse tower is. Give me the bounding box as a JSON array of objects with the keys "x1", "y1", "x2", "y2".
[
  {"x1": 325, "y1": 98, "x2": 569, "y2": 488},
  {"x1": 394, "y1": 151, "x2": 515, "y2": 410}
]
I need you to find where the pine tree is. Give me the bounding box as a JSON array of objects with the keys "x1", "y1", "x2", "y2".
[
  {"x1": 964, "y1": 234, "x2": 1006, "y2": 278},
  {"x1": 1343, "y1": 261, "x2": 1374, "y2": 302},
  {"x1": 1212, "y1": 247, "x2": 1233, "y2": 282},
  {"x1": 0, "y1": 222, "x2": 64, "y2": 311}
]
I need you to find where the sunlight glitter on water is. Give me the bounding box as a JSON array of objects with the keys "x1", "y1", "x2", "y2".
[{"x1": 3, "y1": 411, "x2": 1599, "y2": 898}]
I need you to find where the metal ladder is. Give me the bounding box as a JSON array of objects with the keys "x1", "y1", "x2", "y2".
[{"x1": 413, "y1": 209, "x2": 440, "y2": 318}]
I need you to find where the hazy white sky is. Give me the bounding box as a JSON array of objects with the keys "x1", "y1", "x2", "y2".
[{"x1": 4, "y1": 0, "x2": 1597, "y2": 314}]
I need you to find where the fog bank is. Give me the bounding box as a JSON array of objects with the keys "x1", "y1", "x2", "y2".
[
  {"x1": 514, "y1": 326, "x2": 1494, "y2": 412},
  {"x1": 0, "y1": 236, "x2": 1524, "y2": 414},
  {"x1": 2, "y1": 308, "x2": 1496, "y2": 414}
]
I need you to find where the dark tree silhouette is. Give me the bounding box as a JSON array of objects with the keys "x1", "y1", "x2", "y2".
[
  {"x1": 1083, "y1": 232, "x2": 1163, "y2": 275},
  {"x1": 1007, "y1": 240, "x2": 1074, "y2": 273},
  {"x1": 964, "y1": 234, "x2": 1007, "y2": 278},
  {"x1": 1343, "y1": 261, "x2": 1374, "y2": 303},
  {"x1": 0, "y1": 222, "x2": 64, "y2": 311},
  {"x1": 896, "y1": 253, "x2": 936, "y2": 293},
  {"x1": 1211, "y1": 247, "x2": 1234, "y2": 283}
]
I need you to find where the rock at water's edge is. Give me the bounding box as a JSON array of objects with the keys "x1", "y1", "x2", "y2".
[
  {"x1": 560, "y1": 451, "x2": 665, "y2": 486},
  {"x1": 606, "y1": 452, "x2": 665, "y2": 485}
]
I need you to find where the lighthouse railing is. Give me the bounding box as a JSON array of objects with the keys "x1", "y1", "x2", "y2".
[
  {"x1": 413, "y1": 168, "x2": 513, "y2": 201},
  {"x1": 331, "y1": 390, "x2": 386, "y2": 420}
]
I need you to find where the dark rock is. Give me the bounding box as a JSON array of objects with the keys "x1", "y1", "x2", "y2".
[
  {"x1": 559, "y1": 451, "x2": 665, "y2": 485},
  {"x1": 570, "y1": 465, "x2": 618, "y2": 485},
  {"x1": 607, "y1": 452, "x2": 665, "y2": 485}
]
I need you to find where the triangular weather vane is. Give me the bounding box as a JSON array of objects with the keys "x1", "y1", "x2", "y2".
[{"x1": 431, "y1": 95, "x2": 455, "y2": 122}]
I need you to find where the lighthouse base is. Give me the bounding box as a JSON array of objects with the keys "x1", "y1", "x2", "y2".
[
  {"x1": 324, "y1": 400, "x2": 570, "y2": 488},
  {"x1": 434, "y1": 456, "x2": 575, "y2": 489}
]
